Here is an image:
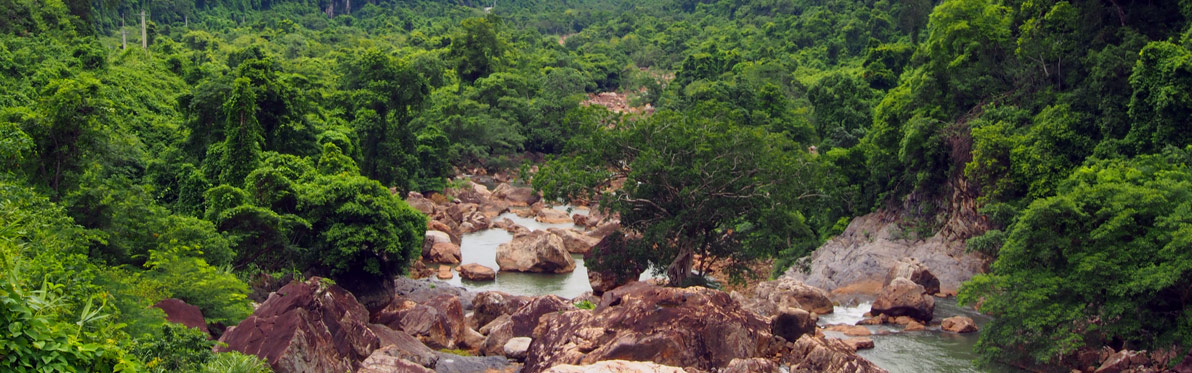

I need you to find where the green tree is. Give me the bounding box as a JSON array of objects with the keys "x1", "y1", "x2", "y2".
[
  {"x1": 447, "y1": 16, "x2": 505, "y2": 84},
  {"x1": 218, "y1": 78, "x2": 263, "y2": 186}
]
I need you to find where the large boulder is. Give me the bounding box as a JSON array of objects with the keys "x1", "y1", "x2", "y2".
[
  {"x1": 427, "y1": 220, "x2": 461, "y2": 245},
  {"x1": 406, "y1": 194, "x2": 436, "y2": 215},
  {"x1": 459, "y1": 263, "x2": 496, "y2": 282},
  {"x1": 536, "y1": 208, "x2": 573, "y2": 224},
  {"x1": 884, "y1": 257, "x2": 941, "y2": 296},
  {"x1": 152, "y1": 298, "x2": 209, "y2": 335},
  {"x1": 549, "y1": 228, "x2": 601, "y2": 254},
  {"x1": 453, "y1": 181, "x2": 493, "y2": 205},
  {"x1": 544, "y1": 360, "x2": 689, "y2": 373},
  {"x1": 504, "y1": 337, "x2": 532, "y2": 360},
  {"x1": 424, "y1": 231, "x2": 453, "y2": 259},
  {"x1": 785, "y1": 335, "x2": 886, "y2": 372},
  {"x1": 523, "y1": 282, "x2": 774, "y2": 372},
  {"x1": 496, "y1": 230, "x2": 576, "y2": 273},
  {"x1": 1095, "y1": 349, "x2": 1151, "y2": 373},
  {"x1": 371, "y1": 294, "x2": 467, "y2": 349},
  {"x1": 940, "y1": 316, "x2": 978, "y2": 333},
  {"x1": 366, "y1": 324, "x2": 439, "y2": 368},
  {"x1": 392, "y1": 277, "x2": 476, "y2": 310},
  {"x1": 870, "y1": 278, "x2": 935, "y2": 323},
  {"x1": 471, "y1": 291, "x2": 531, "y2": 330},
  {"x1": 357, "y1": 347, "x2": 434, "y2": 373},
  {"x1": 428, "y1": 242, "x2": 462, "y2": 264},
  {"x1": 723, "y1": 358, "x2": 780, "y2": 373},
  {"x1": 481, "y1": 317, "x2": 515, "y2": 356},
  {"x1": 741, "y1": 277, "x2": 834, "y2": 317},
  {"x1": 492, "y1": 183, "x2": 541, "y2": 206},
  {"x1": 511, "y1": 295, "x2": 575, "y2": 337},
  {"x1": 216, "y1": 277, "x2": 379, "y2": 373},
  {"x1": 434, "y1": 352, "x2": 515, "y2": 373},
  {"x1": 771, "y1": 307, "x2": 816, "y2": 342},
  {"x1": 480, "y1": 200, "x2": 512, "y2": 220}
]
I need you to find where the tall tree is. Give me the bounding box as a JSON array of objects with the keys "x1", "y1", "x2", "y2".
[{"x1": 218, "y1": 78, "x2": 262, "y2": 186}]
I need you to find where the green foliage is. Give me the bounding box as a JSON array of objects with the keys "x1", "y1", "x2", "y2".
[
  {"x1": 134, "y1": 323, "x2": 215, "y2": 372},
  {"x1": 959, "y1": 151, "x2": 1192, "y2": 365},
  {"x1": 144, "y1": 245, "x2": 253, "y2": 326},
  {"x1": 574, "y1": 300, "x2": 595, "y2": 310},
  {"x1": 219, "y1": 77, "x2": 264, "y2": 186},
  {"x1": 199, "y1": 351, "x2": 272, "y2": 373}
]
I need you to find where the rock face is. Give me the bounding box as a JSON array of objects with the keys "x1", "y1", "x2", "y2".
[
  {"x1": 503, "y1": 337, "x2": 532, "y2": 360},
  {"x1": 941, "y1": 316, "x2": 978, "y2": 333},
  {"x1": 367, "y1": 324, "x2": 439, "y2": 368},
  {"x1": 371, "y1": 294, "x2": 467, "y2": 349},
  {"x1": 511, "y1": 295, "x2": 575, "y2": 337},
  {"x1": 496, "y1": 230, "x2": 576, "y2": 273},
  {"x1": 536, "y1": 208, "x2": 573, "y2": 224},
  {"x1": 771, "y1": 308, "x2": 816, "y2": 342},
  {"x1": 785, "y1": 335, "x2": 886, "y2": 372},
  {"x1": 544, "y1": 360, "x2": 690, "y2": 373},
  {"x1": 1095, "y1": 349, "x2": 1151, "y2": 373},
  {"x1": 424, "y1": 230, "x2": 453, "y2": 258},
  {"x1": 723, "y1": 358, "x2": 780, "y2": 373},
  {"x1": 358, "y1": 347, "x2": 434, "y2": 373},
  {"x1": 549, "y1": 227, "x2": 601, "y2": 254},
  {"x1": 216, "y1": 277, "x2": 379, "y2": 373},
  {"x1": 843, "y1": 337, "x2": 875, "y2": 351},
  {"x1": 152, "y1": 298, "x2": 209, "y2": 335},
  {"x1": 471, "y1": 291, "x2": 531, "y2": 330},
  {"x1": 524, "y1": 282, "x2": 774, "y2": 372},
  {"x1": 492, "y1": 183, "x2": 541, "y2": 206},
  {"x1": 739, "y1": 277, "x2": 834, "y2": 317},
  {"x1": 428, "y1": 242, "x2": 462, "y2": 264},
  {"x1": 459, "y1": 263, "x2": 497, "y2": 281},
  {"x1": 870, "y1": 278, "x2": 935, "y2": 322},
  {"x1": 884, "y1": 257, "x2": 941, "y2": 296},
  {"x1": 783, "y1": 210, "x2": 986, "y2": 295}
]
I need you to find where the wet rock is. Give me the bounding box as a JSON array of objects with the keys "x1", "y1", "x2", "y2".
[
  {"x1": 785, "y1": 335, "x2": 886, "y2": 372},
  {"x1": 825, "y1": 325, "x2": 871, "y2": 336},
  {"x1": 358, "y1": 347, "x2": 434, "y2": 373},
  {"x1": 723, "y1": 358, "x2": 779, "y2": 373},
  {"x1": 884, "y1": 257, "x2": 941, "y2": 296},
  {"x1": 904, "y1": 321, "x2": 926, "y2": 331},
  {"x1": 496, "y1": 230, "x2": 576, "y2": 273},
  {"x1": 437, "y1": 265, "x2": 453, "y2": 280},
  {"x1": 941, "y1": 316, "x2": 978, "y2": 333},
  {"x1": 771, "y1": 307, "x2": 816, "y2": 342},
  {"x1": 434, "y1": 352, "x2": 515, "y2": 373},
  {"x1": 843, "y1": 337, "x2": 875, "y2": 351},
  {"x1": 741, "y1": 277, "x2": 834, "y2": 317},
  {"x1": 470, "y1": 291, "x2": 531, "y2": 330},
  {"x1": 544, "y1": 360, "x2": 688, "y2": 373},
  {"x1": 492, "y1": 183, "x2": 541, "y2": 206},
  {"x1": 459, "y1": 263, "x2": 496, "y2": 282},
  {"x1": 511, "y1": 295, "x2": 574, "y2": 337},
  {"x1": 524, "y1": 282, "x2": 773, "y2": 372},
  {"x1": 216, "y1": 277, "x2": 379, "y2": 373},
  {"x1": 549, "y1": 227, "x2": 601, "y2": 254},
  {"x1": 856, "y1": 316, "x2": 885, "y2": 325},
  {"x1": 428, "y1": 242, "x2": 462, "y2": 264},
  {"x1": 870, "y1": 278, "x2": 935, "y2": 323},
  {"x1": 504, "y1": 337, "x2": 532, "y2": 360},
  {"x1": 152, "y1": 298, "x2": 209, "y2": 336},
  {"x1": 367, "y1": 324, "x2": 439, "y2": 368}
]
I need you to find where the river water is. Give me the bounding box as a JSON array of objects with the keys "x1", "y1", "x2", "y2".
[{"x1": 440, "y1": 204, "x2": 1015, "y2": 372}]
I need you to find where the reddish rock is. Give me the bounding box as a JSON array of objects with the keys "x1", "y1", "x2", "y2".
[
  {"x1": 843, "y1": 337, "x2": 875, "y2": 350},
  {"x1": 216, "y1": 277, "x2": 380, "y2": 373},
  {"x1": 723, "y1": 358, "x2": 779, "y2": 373},
  {"x1": 511, "y1": 295, "x2": 574, "y2": 338},
  {"x1": 1096, "y1": 349, "x2": 1149, "y2": 373},
  {"x1": 825, "y1": 325, "x2": 872, "y2": 336},
  {"x1": 153, "y1": 298, "x2": 210, "y2": 335},
  {"x1": 358, "y1": 347, "x2": 434, "y2": 373},
  {"x1": 452, "y1": 181, "x2": 492, "y2": 205},
  {"x1": 423, "y1": 230, "x2": 452, "y2": 259},
  {"x1": 366, "y1": 324, "x2": 438, "y2": 367},
  {"x1": 544, "y1": 360, "x2": 689, "y2": 373},
  {"x1": 427, "y1": 220, "x2": 460, "y2": 245},
  {"x1": 471, "y1": 291, "x2": 531, "y2": 330},
  {"x1": 428, "y1": 242, "x2": 461, "y2": 264},
  {"x1": 585, "y1": 221, "x2": 620, "y2": 240},
  {"x1": 459, "y1": 263, "x2": 496, "y2": 281},
  {"x1": 572, "y1": 214, "x2": 590, "y2": 227},
  {"x1": 904, "y1": 321, "x2": 926, "y2": 331},
  {"x1": 536, "y1": 208, "x2": 573, "y2": 224},
  {"x1": 406, "y1": 195, "x2": 436, "y2": 215},
  {"x1": 870, "y1": 278, "x2": 935, "y2": 323},
  {"x1": 884, "y1": 257, "x2": 941, "y2": 296},
  {"x1": 496, "y1": 230, "x2": 576, "y2": 273},
  {"x1": 437, "y1": 265, "x2": 453, "y2": 280},
  {"x1": 492, "y1": 183, "x2": 541, "y2": 206},
  {"x1": 771, "y1": 307, "x2": 817, "y2": 342},
  {"x1": 548, "y1": 227, "x2": 601, "y2": 254},
  {"x1": 785, "y1": 335, "x2": 885, "y2": 372},
  {"x1": 523, "y1": 282, "x2": 774, "y2": 372},
  {"x1": 741, "y1": 277, "x2": 834, "y2": 317},
  {"x1": 480, "y1": 200, "x2": 511, "y2": 219},
  {"x1": 940, "y1": 316, "x2": 978, "y2": 333},
  {"x1": 371, "y1": 294, "x2": 467, "y2": 349}
]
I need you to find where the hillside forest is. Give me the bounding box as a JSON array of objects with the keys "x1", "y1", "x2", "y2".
[{"x1": 1, "y1": 0, "x2": 1191, "y2": 371}]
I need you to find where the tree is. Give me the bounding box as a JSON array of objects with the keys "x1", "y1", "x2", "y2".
[
  {"x1": 447, "y1": 16, "x2": 505, "y2": 84},
  {"x1": 535, "y1": 111, "x2": 820, "y2": 286},
  {"x1": 218, "y1": 78, "x2": 263, "y2": 186},
  {"x1": 959, "y1": 149, "x2": 1192, "y2": 366}
]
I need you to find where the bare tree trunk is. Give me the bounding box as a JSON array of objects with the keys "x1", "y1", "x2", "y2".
[
  {"x1": 121, "y1": 16, "x2": 126, "y2": 50},
  {"x1": 185, "y1": 15, "x2": 188, "y2": 28},
  {"x1": 346, "y1": 0, "x2": 351, "y2": 15},
  {"x1": 666, "y1": 248, "x2": 693, "y2": 286},
  {"x1": 140, "y1": 9, "x2": 147, "y2": 51}
]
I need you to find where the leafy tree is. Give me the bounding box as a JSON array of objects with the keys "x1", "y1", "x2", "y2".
[
  {"x1": 143, "y1": 244, "x2": 253, "y2": 326},
  {"x1": 218, "y1": 77, "x2": 263, "y2": 186},
  {"x1": 447, "y1": 16, "x2": 505, "y2": 84}
]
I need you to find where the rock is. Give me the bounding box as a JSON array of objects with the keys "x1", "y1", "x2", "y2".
[
  {"x1": 392, "y1": 277, "x2": 476, "y2": 310},
  {"x1": 428, "y1": 220, "x2": 461, "y2": 245},
  {"x1": 152, "y1": 298, "x2": 209, "y2": 335},
  {"x1": 549, "y1": 227, "x2": 601, "y2": 254},
  {"x1": 511, "y1": 295, "x2": 574, "y2": 338},
  {"x1": 1096, "y1": 349, "x2": 1149, "y2": 373},
  {"x1": 825, "y1": 325, "x2": 872, "y2": 336},
  {"x1": 496, "y1": 230, "x2": 576, "y2": 273},
  {"x1": 722, "y1": 358, "x2": 780, "y2": 373},
  {"x1": 742, "y1": 277, "x2": 834, "y2": 317},
  {"x1": 586, "y1": 221, "x2": 620, "y2": 240},
  {"x1": 366, "y1": 324, "x2": 439, "y2": 367},
  {"x1": 544, "y1": 360, "x2": 689, "y2": 373},
  {"x1": 479, "y1": 314, "x2": 511, "y2": 335},
  {"x1": 572, "y1": 214, "x2": 590, "y2": 227},
  {"x1": 482, "y1": 317, "x2": 515, "y2": 356},
  {"x1": 536, "y1": 208, "x2": 573, "y2": 224},
  {"x1": 856, "y1": 316, "x2": 885, "y2": 325},
  {"x1": 428, "y1": 242, "x2": 462, "y2": 264},
  {"x1": 424, "y1": 230, "x2": 453, "y2": 259},
  {"x1": 406, "y1": 195, "x2": 436, "y2": 215},
  {"x1": 480, "y1": 201, "x2": 511, "y2": 220},
  {"x1": 471, "y1": 291, "x2": 531, "y2": 330},
  {"x1": 843, "y1": 337, "x2": 875, "y2": 350},
  {"x1": 460, "y1": 327, "x2": 487, "y2": 350},
  {"x1": 771, "y1": 307, "x2": 816, "y2": 342},
  {"x1": 504, "y1": 337, "x2": 532, "y2": 360},
  {"x1": 371, "y1": 294, "x2": 467, "y2": 349},
  {"x1": 453, "y1": 181, "x2": 492, "y2": 205},
  {"x1": 434, "y1": 352, "x2": 515, "y2": 373},
  {"x1": 586, "y1": 233, "x2": 643, "y2": 296},
  {"x1": 884, "y1": 257, "x2": 941, "y2": 295},
  {"x1": 492, "y1": 183, "x2": 541, "y2": 206},
  {"x1": 523, "y1": 282, "x2": 773, "y2": 372},
  {"x1": 358, "y1": 347, "x2": 434, "y2": 373},
  {"x1": 459, "y1": 263, "x2": 497, "y2": 281},
  {"x1": 785, "y1": 335, "x2": 886, "y2": 372},
  {"x1": 941, "y1": 316, "x2": 978, "y2": 333},
  {"x1": 216, "y1": 277, "x2": 379, "y2": 373},
  {"x1": 904, "y1": 321, "x2": 926, "y2": 331},
  {"x1": 437, "y1": 265, "x2": 453, "y2": 280},
  {"x1": 1174, "y1": 348, "x2": 1192, "y2": 373},
  {"x1": 459, "y1": 211, "x2": 491, "y2": 234},
  {"x1": 870, "y1": 278, "x2": 935, "y2": 323},
  {"x1": 446, "y1": 203, "x2": 479, "y2": 225}
]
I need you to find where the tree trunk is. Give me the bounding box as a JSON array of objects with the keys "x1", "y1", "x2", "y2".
[
  {"x1": 140, "y1": 10, "x2": 147, "y2": 51},
  {"x1": 666, "y1": 247, "x2": 693, "y2": 286}
]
